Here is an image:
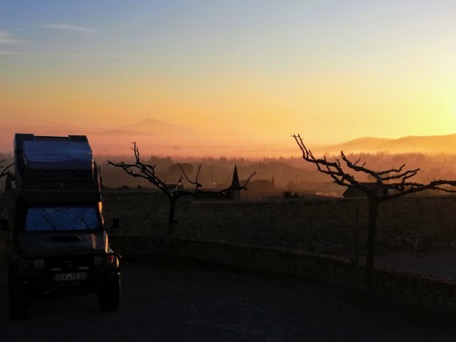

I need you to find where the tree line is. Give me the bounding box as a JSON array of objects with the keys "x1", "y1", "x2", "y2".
[{"x1": 3, "y1": 151, "x2": 456, "y2": 194}]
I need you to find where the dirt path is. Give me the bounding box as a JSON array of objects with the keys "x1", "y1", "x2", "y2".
[
  {"x1": 372, "y1": 247, "x2": 456, "y2": 279},
  {"x1": 1, "y1": 257, "x2": 456, "y2": 342}
]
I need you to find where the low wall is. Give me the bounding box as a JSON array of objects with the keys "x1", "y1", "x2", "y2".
[{"x1": 110, "y1": 235, "x2": 456, "y2": 310}]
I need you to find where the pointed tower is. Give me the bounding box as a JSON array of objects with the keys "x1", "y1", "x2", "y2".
[{"x1": 230, "y1": 165, "x2": 242, "y2": 200}]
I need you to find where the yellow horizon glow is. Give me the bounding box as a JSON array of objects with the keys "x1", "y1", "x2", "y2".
[{"x1": 1, "y1": 2, "x2": 456, "y2": 157}]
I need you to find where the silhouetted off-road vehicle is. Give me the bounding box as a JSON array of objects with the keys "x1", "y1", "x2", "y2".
[{"x1": 1, "y1": 134, "x2": 121, "y2": 320}]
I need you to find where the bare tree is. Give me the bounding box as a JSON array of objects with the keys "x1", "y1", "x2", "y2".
[
  {"x1": 293, "y1": 134, "x2": 456, "y2": 294},
  {"x1": 108, "y1": 143, "x2": 255, "y2": 247},
  {"x1": 0, "y1": 159, "x2": 13, "y2": 182}
]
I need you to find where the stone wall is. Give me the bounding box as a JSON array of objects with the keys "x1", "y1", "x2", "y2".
[
  {"x1": 103, "y1": 190, "x2": 456, "y2": 310},
  {"x1": 109, "y1": 236, "x2": 456, "y2": 310}
]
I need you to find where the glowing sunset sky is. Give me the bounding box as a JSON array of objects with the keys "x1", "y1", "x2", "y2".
[{"x1": 1, "y1": 1, "x2": 456, "y2": 157}]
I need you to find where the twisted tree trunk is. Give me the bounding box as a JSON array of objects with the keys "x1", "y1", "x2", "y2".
[{"x1": 364, "y1": 197, "x2": 379, "y2": 293}]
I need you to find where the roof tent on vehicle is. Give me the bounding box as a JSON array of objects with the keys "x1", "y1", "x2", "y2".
[
  {"x1": 22, "y1": 140, "x2": 93, "y2": 171},
  {"x1": 13, "y1": 134, "x2": 101, "y2": 201}
]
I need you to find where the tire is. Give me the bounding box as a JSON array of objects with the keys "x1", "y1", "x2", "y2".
[
  {"x1": 98, "y1": 275, "x2": 120, "y2": 312},
  {"x1": 9, "y1": 282, "x2": 30, "y2": 320}
]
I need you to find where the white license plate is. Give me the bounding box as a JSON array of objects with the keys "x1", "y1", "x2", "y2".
[{"x1": 54, "y1": 272, "x2": 87, "y2": 281}]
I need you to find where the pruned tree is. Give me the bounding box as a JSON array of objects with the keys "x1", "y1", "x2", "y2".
[
  {"x1": 0, "y1": 159, "x2": 13, "y2": 183},
  {"x1": 293, "y1": 134, "x2": 456, "y2": 294},
  {"x1": 108, "y1": 143, "x2": 255, "y2": 247},
  {"x1": 107, "y1": 143, "x2": 198, "y2": 244}
]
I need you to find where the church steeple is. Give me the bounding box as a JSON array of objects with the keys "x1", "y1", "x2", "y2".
[{"x1": 230, "y1": 164, "x2": 242, "y2": 200}]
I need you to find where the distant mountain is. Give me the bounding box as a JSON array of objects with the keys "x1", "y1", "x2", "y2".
[
  {"x1": 3, "y1": 118, "x2": 456, "y2": 158},
  {"x1": 315, "y1": 137, "x2": 393, "y2": 153},
  {"x1": 89, "y1": 117, "x2": 252, "y2": 156},
  {"x1": 313, "y1": 134, "x2": 456, "y2": 154},
  {"x1": 105, "y1": 118, "x2": 252, "y2": 139},
  {"x1": 100, "y1": 118, "x2": 192, "y2": 136}
]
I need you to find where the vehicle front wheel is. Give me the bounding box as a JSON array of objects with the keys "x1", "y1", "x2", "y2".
[
  {"x1": 9, "y1": 284, "x2": 30, "y2": 320},
  {"x1": 98, "y1": 275, "x2": 120, "y2": 312}
]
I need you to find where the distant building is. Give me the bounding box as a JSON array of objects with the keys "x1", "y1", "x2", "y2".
[
  {"x1": 192, "y1": 165, "x2": 244, "y2": 201},
  {"x1": 229, "y1": 165, "x2": 242, "y2": 201}
]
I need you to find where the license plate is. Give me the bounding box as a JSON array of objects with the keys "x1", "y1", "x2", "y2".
[{"x1": 54, "y1": 272, "x2": 87, "y2": 281}]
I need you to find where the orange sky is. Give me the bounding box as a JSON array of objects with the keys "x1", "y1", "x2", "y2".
[{"x1": 1, "y1": 1, "x2": 456, "y2": 157}]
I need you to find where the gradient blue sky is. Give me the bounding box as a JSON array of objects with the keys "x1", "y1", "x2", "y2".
[{"x1": 1, "y1": 1, "x2": 456, "y2": 156}]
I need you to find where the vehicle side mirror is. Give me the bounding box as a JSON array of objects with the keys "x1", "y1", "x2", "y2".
[
  {"x1": 1, "y1": 219, "x2": 9, "y2": 231},
  {"x1": 110, "y1": 218, "x2": 119, "y2": 229}
]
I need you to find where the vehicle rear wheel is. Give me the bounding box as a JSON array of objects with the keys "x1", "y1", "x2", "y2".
[{"x1": 98, "y1": 275, "x2": 120, "y2": 312}]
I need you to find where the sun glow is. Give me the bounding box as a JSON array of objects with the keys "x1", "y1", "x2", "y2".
[{"x1": 1, "y1": 2, "x2": 456, "y2": 157}]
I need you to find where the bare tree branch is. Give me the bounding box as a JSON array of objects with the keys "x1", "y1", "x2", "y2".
[
  {"x1": 292, "y1": 134, "x2": 456, "y2": 200},
  {"x1": 242, "y1": 171, "x2": 256, "y2": 189},
  {"x1": 0, "y1": 160, "x2": 13, "y2": 178},
  {"x1": 107, "y1": 142, "x2": 174, "y2": 198},
  {"x1": 108, "y1": 142, "x2": 256, "y2": 239},
  {"x1": 178, "y1": 163, "x2": 203, "y2": 192},
  {"x1": 293, "y1": 133, "x2": 456, "y2": 296}
]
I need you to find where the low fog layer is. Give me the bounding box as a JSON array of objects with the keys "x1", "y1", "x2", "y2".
[
  {"x1": 96, "y1": 152, "x2": 456, "y2": 197},
  {"x1": 3, "y1": 151, "x2": 456, "y2": 197}
]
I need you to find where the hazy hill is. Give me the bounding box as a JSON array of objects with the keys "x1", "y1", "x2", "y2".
[
  {"x1": 313, "y1": 135, "x2": 456, "y2": 155},
  {"x1": 2, "y1": 118, "x2": 456, "y2": 157},
  {"x1": 102, "y1": 120, "x2": 456, "y2": 156},
  {"x1": 100, "y1": 118, "x2": 194, "y2": 137}
]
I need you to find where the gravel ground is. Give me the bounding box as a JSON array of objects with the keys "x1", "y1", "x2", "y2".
[
  {"x1": 375, "y1": 247, "x2": 456, "y2": 280},
  {"x1": 1, "y1": 256, "x2": 456, "y2": 342}
]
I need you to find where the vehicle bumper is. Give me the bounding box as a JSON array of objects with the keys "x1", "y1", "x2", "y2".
[{"x1": 9, "y1": 253, "x2": 121, "y2": 297}]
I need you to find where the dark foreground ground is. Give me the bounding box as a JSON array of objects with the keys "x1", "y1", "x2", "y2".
[{"x1": 1, "y1": 256, "x2": 456, "y2": 342}]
